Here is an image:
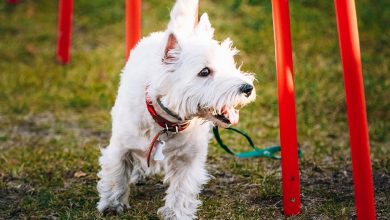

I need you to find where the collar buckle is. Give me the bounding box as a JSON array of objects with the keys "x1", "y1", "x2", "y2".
[{"x1": 164, "y1": 124, "x2": 180, "y2": 134}]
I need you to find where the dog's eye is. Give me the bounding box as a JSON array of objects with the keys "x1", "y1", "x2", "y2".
[{"x1": 198, "y1": 67, "x2": 211, "y2": 77}]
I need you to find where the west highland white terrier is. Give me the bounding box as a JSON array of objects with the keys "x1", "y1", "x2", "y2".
[{"x1": 97, "y1": 0, "x2": 256, "y2": 219}]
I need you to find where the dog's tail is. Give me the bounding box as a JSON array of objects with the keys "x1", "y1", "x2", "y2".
[{"x1": 167, "y1": 0, "x2": 199, "y2": 37}]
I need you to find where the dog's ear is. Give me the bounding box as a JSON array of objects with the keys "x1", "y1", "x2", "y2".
[
  {"x1": 195, "y1": 13, "x2": 214, "y2": 39},
  {"x1": 168, "y1": 0, "x2": 199, "y2": 37},
  {"x1": 163, "y1": 33, "x2": 181, "y2": 64}
]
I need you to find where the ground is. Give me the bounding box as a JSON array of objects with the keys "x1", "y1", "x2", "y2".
[{"x1": 0, "y1": 0, "x2": 389, "y2": 219}]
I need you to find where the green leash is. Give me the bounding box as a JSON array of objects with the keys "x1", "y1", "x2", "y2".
[{"x1": 213, "y1": 126, "x2": 302, "y2": 160}]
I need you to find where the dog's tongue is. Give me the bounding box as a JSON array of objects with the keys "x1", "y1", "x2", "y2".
[{"x1": 224, "y1": 107, "x2": 239, "y2": 125}]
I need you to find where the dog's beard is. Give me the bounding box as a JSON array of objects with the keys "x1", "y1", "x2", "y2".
[
  {"x1": 165, "y1": 88, "x2": 255, "y2": 128},
  {"x1": 196, "y1": 105, "x2": 241, "y2": 128}
]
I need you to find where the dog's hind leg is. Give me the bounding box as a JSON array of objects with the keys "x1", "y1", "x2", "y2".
[
  {"x1": 158, "y1": 143, "x2": 209, "y2": 220},
  {"x1": 97, "y1": 142, "x2": 133, "y2": 214}
]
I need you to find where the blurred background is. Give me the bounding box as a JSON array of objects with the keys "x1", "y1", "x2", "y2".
[{"x1": 0, "y1": 0, "x2": 389, "y2": 219}]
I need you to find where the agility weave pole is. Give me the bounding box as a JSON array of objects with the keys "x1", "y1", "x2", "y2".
[
  {"x1": 56, "y1": 0, "x2": 73, "y2": 64},
  {"x1": 270, "y1": 0, "x2": 377, "y2": 217},
  {"x1": 271, "y1": 0, "x2": 301, "y2": 215},
  {"x1": 334, "y1": 0, "x2": 376, "y2": 219},
  {"x1": 126, "y1": 0, "x2": 142, "y2": 59},
  {"x1": 6, "y1": 0, "x2": 19, "y2": 4}
]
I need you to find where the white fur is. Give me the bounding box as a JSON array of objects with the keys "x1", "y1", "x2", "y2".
[{"x1": 97, "y1": 0, "x2": 255, "y2": 219}]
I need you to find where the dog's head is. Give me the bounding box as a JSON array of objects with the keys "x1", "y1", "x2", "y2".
[{"x1": 152, "y1": 0, "x2": 256, "y2": 128}]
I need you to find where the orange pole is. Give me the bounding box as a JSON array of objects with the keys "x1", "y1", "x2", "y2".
[
  {"x1": 126, "y1": 0, "x2": 142, "y2": 59},
  {"x1": 271, "y1": 0, "x2": 301, "y2": 216},
  {"x1": 334, "y1": 0, "x2": 376, "y2": 219}
]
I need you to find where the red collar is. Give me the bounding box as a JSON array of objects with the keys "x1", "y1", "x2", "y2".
[{"x1": 145, "y1": 92, "x2": 190, "y2": 133}]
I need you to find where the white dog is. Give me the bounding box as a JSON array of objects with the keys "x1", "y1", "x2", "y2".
[{"x1": 97, "y1": 0, "x2": 256, "y2": 219}]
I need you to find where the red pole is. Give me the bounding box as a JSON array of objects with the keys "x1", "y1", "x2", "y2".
[
  {"x1": 126, "y1": 0, "x2": 142, "y2": 59},
  {"x1": 6, "y1": 0, "x2": 19, "y2": 4},
  {"x1": 56, "y1": 0, "x2": 73, "y2": 64},
  {"x1": 271, "y1": 0, "x2": 301, "y2": 216},
  {"x1": 334, "y1": 0, "x2": 376, "y2": 219}
]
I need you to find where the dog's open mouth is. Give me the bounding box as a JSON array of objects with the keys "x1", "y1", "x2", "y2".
[{"x1": 208, "y1": 106, "x2": 239, "y2": 128}]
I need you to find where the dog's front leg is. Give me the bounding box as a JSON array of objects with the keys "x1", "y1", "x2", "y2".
[
  {"x1": 97, "y1": 143, "x2": 131, "y2": 214},
  {"x1": 158, "y1": 143, "x2": 209, "y2": 220}
]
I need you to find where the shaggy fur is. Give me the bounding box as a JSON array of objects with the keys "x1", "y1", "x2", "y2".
[{"x1": 97, "y1": 0, "x2": 256, "y2": 219}]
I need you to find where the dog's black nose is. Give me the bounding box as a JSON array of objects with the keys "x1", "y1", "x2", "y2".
[{"x1": 239, "y1": 84, "x2": 253, "y2": 97}]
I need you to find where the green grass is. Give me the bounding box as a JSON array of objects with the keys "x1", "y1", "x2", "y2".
[{"x1": 0, "y1": 0, "x2": 389, "y2": 219}]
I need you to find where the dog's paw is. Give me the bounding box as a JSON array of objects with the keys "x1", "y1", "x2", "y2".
[
  {"x1": 97, "y1": 200, "x2": 129, "y2": 215},
  {"x1": 157, "y1": 206, "x2": 178, "y2": 220},
  {"x1": 157, "y1": 206, "x2": 195, "y2": 220}
]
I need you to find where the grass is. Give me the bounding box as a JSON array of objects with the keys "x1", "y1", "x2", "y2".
[{"x1": 0, "y1": 0, "x2": 389, "y2": 219}]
